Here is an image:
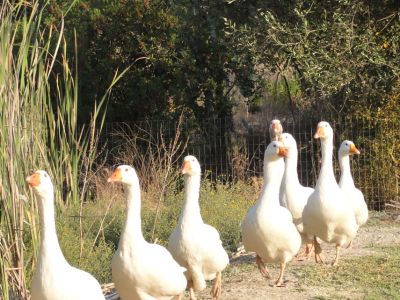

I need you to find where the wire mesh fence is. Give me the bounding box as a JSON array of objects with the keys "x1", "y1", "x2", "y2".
[{"x1": 100, "y1": 115, "x2": 399, "y2": 211}]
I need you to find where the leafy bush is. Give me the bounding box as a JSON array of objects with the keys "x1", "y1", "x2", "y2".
[
  {"x1": 140, "y1": 178, "x2": 255, "y2": 254},
  {"x1": 57, "y1": 218, "x2": 114, "y2": 284},
  {"x1": 199, "y1": 180, "x2": 255, "y2": 253}
]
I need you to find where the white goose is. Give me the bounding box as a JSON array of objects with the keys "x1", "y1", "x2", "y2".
[
  {"x1": 302, "y1": 122, "x2": 358, "y2": 266},
  {"x1": 279, "y1": 133, "x2": 315, "y2": 258},
  {"x1": 269, "y1": 119, "x2": 283, "y2": 141},
  {"x1": 241, "y1": 141, "x2": 301, "y2": 287},
  {"x1": 168, "y1": 156, "x2": 229, "y2": 300},
  {"x1": 26, "y1": 170, "x2": 105, "y2": 300},
  {"x1": 338, "y1": 140, "x2": 368, "y2": 227},
  {"x1": 108, "y1": 165, "x2": 186, "y2": 300}
]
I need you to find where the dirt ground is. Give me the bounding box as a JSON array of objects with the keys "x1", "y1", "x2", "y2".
[
  {"x1": 196, "y1": 214, "x2": 400, "y2": 300},
  {"x1": 104, "y1": 213, "x2": 400, "y2": 300}
]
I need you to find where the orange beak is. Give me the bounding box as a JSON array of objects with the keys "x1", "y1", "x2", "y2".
[
  {"x1": 349, "y1": 144, "x2": 360, "y2": 155},
  {"x1": 314, "y1": 127, "x2": 324, "y2": 139},
  {"x1": 108, "y1": 169, "x2": 122, "y2": 183},
  {"x1": 26, "y1": 173, "x2": 41, "y2": 187},
  {"x1": 278, "y1": 147, "x2": 288, "y2": 157},
  {"x1": 181, "y1": 161, "x2": 191, "y2": 174}
]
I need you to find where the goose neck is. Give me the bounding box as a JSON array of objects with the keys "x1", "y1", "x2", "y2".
[
  {"x1": 339, "y1": 154, "x2": 355, "y2": 188},
  {"x1": 317, "y1": 137, "x2": 336, "y2": 184},
  {"x1": 179, "y1": 174, "x2": 203, "y2": 226},
  {"x1": 258, "y1": 158, "x2": 284, "y2": 207},
  {"x1": 283, "y1": 152, "x2": 300, "y2": 186},
  {"x1": 120, "y1": 184, "x2": 145, "y2": 248},
  {"x1": 37, "y1": 193, "x2": 67, "y2": 264}
]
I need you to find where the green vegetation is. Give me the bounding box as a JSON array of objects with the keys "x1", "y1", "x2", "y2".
[
  {"x1": 40, "y1": 1, "x2": 400, "y2": 126},
  {"x1": 0, "y1": 1, "x2": 122, "y2": 297},
  {"x1": 0, "y1": 0, "x2": 399, "y2": 299},
  {"x1": 295, "y1": 246, "x2": 400, "y2": 299},
  {"x1": 199, "y1": 180, "x2": 255, "y2": 253},
  {"x1": 43, "y1": 0, "x2": 399, "y2": 209},
  {"x1": 289, "y1": 213, "x2": 400, "y2": 298},
  {"x1": 364, "y1": 211, "x2": 400, "y2": 228}
]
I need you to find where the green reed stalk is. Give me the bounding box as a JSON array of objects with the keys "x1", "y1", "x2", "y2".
[{"x1": 0, "y1": 1, "x2": 125, "y2": 298}]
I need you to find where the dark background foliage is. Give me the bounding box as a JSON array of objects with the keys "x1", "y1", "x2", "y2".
[{"x1": 42, "y1": 0, "x2": 399, "y2": 127}]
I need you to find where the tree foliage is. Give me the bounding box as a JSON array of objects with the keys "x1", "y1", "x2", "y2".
[
  {"x1": 225, "y1": 0, "x2": 400, "y2": 119},
  {"x1": 43, "y1": 0, "x2": 399, "y2": 124},
  {"x1": 44, "y1": 1, "x2": 244, "y2": 125}
]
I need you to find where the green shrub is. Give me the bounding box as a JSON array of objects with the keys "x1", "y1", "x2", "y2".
[
  {"x1": 58, "y1": 218, "x2": 114, "y2": 284},
  {"x1": 200, "y1": 180, "x2": 255, "y2": 253},
  {"x1": 140, "y1": 178, "x2": 255, "y2": 253}
]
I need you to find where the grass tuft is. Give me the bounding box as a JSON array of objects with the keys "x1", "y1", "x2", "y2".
[{"x1": 295, "y1": 246, "x2": 400, "y2": 298}]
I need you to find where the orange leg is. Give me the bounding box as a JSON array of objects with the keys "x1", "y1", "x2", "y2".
[
  {"x1": 296, "y1": 242, "x2": 314, "y2": 261},
  {"x1": 314, "y1": 236, "x2": 324, "y2": 263},
  {"x1": 332, "y1": 244, "x2": 341, "y2": 266},
  {"x1": 175, "y1": 293, "x2": 184, "y2": 300},
  {"x1": 346, "y1": 240, "x2": 353, "y2": 249},
  {"x1": 211, "y1": 271, "x2": 222, "y2": 300},
  {"x1": 188, "y1": 280, "x2": 197, "y2": 300},
  {"x1": 305, "y1": 242, "x2": 314, "y2": 258},
  {"x1": 273, "y1": 262, "x2": 286, "y2": 287},
  {"x1": 256, "y1": 254, "x2": 271, "y2": 279}
]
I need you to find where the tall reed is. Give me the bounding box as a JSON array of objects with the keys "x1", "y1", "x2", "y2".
[{"x1": 0, "y1": 1, "x2": 123, "y2": 298}]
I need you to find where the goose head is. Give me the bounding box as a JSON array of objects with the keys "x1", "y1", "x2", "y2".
[
  {"x1": 26, "y1": 170, "x2": 54, "y2": 199},
  {"x1": 108, "y1": 165, "x2": 139, "y2": 187},
  {"x1": 314, "y1": 121, "x2": 333, "y2": 140},
  {"x1": 279, "y1": 133, "x2": 297, "y2": 158},
  {"x1": 339, "y1": 140, "x2": 360, "y2": 156},
  {"x1": 181, "y1": 155, "x2": 201, "y2": 176},
  {"x1": 266, "y1": 140, "x2": 286, "y2": 161},
  {"x1": 269, "y1": 119, "x2": 283, "y2": 141}
]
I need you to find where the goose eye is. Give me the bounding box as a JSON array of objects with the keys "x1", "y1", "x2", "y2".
[
  {"x1": 273, "y1": 144, "x2": 277, "y2": 148},
  {"x1": 44, "y1": 174, "x2": 47, "y2": 178},
  {"x1": 125, "y1": 168, "x2": 129, "y2": 172},
  {"x1": 345, "y1": 143, "x2": 348, "y2": 146},
  {"x1": 325, "y1": 124, "x2": 328, "y2": 127}
]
